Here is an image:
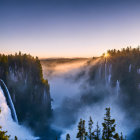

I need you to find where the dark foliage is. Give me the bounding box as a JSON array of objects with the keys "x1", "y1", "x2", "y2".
[
  {"x1": 77, "y1": 119, "x2": 88, "y2": 140},
  {"x1": 65, "y1": 108, "x2": 125, "y2": 140},
  {"x1": 66, "y1": 134, "x2": 70, "y2": 140},
  {"x1": 102, "y1": 107, "x2": 119, "y2": 140}
]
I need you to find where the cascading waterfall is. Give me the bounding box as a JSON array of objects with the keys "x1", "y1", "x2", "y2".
[
  {"x1": 108, "y1": 64, "x2": 112, "y2": 85},
  {"x1": 103, "y1": 61, "x2": 120, "y2": 96},
  {"x1": 43, "y1": 89, "x2": 47, "y2": 104},
  {"x1": 98, "y1": 65, "x2": 102, "y2": 79},
  {"x1": 0, "y1": 84, "x2": 38, "y2": 139},
  {"x1": 104, "y1": 60, "x2": 112, "y2": 86},
  {"x1": 0, "y1": 79, "x2": 18, "y2": 123},
  {"x1": 116, "y1": 80, "x2": 120, "y2": 96},
  {"x1": 105, "y1": 63, "x2": 107, "y2": 84},
  {"x1": 137, "y1": 68, "x2": 140, "y2": 74},
  {"x1": 129, "y1": 64, "x2": 132, "y2": 72}
]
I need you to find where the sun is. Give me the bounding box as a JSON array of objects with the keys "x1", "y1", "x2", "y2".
[{"x1": 104, "y1": 53, "x2": 110, "y2": 58}]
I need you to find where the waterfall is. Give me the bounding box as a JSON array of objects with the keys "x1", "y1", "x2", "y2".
[
  {"x1": 98, "y1": 65, "x2": 102, "y2": 79},
  {"x1": 0, "y1": 79, "x2": 18, "y2": 123},
  {"x1": 104, "y1": 61, "x2": 120, "y2": 96},
  {"x1": 129, "y1": 64, "x2": 132, "y2": 72},
  {"x1": 43, "y1": 89, "x2": 47, "y2": 104},
  {"x1": 137, "y1": 68, "x2": 140, "y2": 74},
  {"x1": 0, "y1": 85, "x2": 38, "y2": 139},
  {"x1": 108, "y1": 64, "x2": 112, "y2": 85},
  {"x1": 104, "y1": 62, "x2": 112, "y2": 86},
  {"x1": 105, "y1": 63, "x2": 107, "y2": 84},
  {"x1": 116, "y1": 80, "x2": 120, "y2": 96}
]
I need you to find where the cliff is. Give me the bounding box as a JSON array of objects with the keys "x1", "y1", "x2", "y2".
[{"x1": 0, "y1": 52, "x2": 52, "y2": 138}]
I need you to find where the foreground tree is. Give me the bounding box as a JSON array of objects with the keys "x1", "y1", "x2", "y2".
[
  {"x1": 119, "y1": 132, "x2": 126, "y2": 140},
  {"x1": 14, "y1": 136, "x2": 18, "y2": 140},
  {"x1": 66, "y1": 133, "x2": 70, "y2": 140},
  {"x1": 102, "y1": 107, "x2": 119, "y2": 140},
  {"x1": 77, "y1": 119, "x2": 87, "y2": 140},
  {"x1": 67, "y1": 107, "x2": 125, "y2": 140},
  {"x1": 88, "y1": 116, "x2": 94, "y2": 140},
  {"x1": 0, "y1": 126, "x2": 10, "y2": 140},
  {"x1": 94, "y1": 122, "x2": 100, "y2": 140}
]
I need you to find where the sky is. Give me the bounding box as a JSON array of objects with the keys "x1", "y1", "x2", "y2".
[{"x1": 0, "y1": 0, "x2": 140, "y2": 58}]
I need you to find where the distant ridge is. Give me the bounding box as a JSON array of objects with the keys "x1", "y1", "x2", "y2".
[{"x1": 40, "y1": 57, "x2": 91, "y2": 63}]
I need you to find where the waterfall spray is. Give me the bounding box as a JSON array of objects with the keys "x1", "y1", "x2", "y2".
[
  {"x1": 104, "y1": 59, "x2": 112, "y2": 86},
  {"x1": 0, "y1": 85, "x2": 39, "y2": 139},
  {"x1": 0, "y1": 79, "x2": 18, "y2": 123}
]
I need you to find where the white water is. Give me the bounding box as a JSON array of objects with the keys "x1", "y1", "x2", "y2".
[
  {"x1": 137, "y1": 68, "x2": 140, "y2": 74},
  {"x1": 104, "y1": 63, "x2": 121, "y2": 97},
  {"x1": 104, "y1": 63, "x2": 120, "y2": 97},
  {"x1": 98, "y1": 65, "x2": 102, "y2": 79},
  {"x1": 108, "y1": 64, "x2": 112, "y2": 85},
  {"x1": 104, "y1": 63, "x2": 112, "y2": 86},
  {"x1": 116, "y1": 80, "x2": 120, "y2": 96},
  {"x1": 43, "y1": 89, "x2": 47, "y2": 104},
  {"x1": 129, "y1": 64, "x2": 132, "y2": 72},
  {"x1": 105, "y1": 63, "x2": 107, "y2": 84},
  {"x1": 0, "y1": 79, "x2": 18, "y2": 123},
  {"x1": 0, "y1": 85, "x2": 39, "y2": 140}
]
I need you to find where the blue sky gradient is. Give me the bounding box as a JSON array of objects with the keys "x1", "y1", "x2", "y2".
[{"x1": 1, "y1": 0, "x2": 140, "y2": 58}]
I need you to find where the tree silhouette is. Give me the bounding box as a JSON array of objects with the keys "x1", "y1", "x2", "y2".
[
  {"x1": 77, "y1": 119, "x2": 87, "y2": 140},
  {"x1": 67, "y1": 107, "x2": 125, "y2": 140},
  {"x1": 66, "y1": 133, "x2": 70, "y2": 140},
  {"x1": 88, "y1": 116, "x2": 94, "y2": 140},
  {"x1": 94, "y1": 122, "x2": 100, "y2": 140},
  {"x1": 14, "y1": 136, "x2": 18, "y2": 140},
  {"x1": 102, "y1": 107, "x2": 119, "y2": 140},
  {"x1": 120, "y1": 132, "x2": 126, "y2": 140}
]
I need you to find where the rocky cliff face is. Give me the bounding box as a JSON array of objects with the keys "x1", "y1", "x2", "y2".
[{"x1": 0, "y1": 53, "x2": 52, "y2": 138}]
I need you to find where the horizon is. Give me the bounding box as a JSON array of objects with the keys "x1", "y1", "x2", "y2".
[{"x1": 1, "y1": 46, "x2": 140, "y2": 59}]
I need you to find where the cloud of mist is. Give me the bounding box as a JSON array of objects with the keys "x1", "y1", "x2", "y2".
[
  {"x1": 41, "y1": 58, "x2": 88, "y2": 79},
  {"x1": 42, "y1": 58, "x2": 140, "y2": 139},
  {"x1": 52, "y1": 80, "x2": 131, "y2": 139}
]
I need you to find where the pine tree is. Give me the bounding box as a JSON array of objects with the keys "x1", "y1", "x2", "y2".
[
  {"x1": 119, "y1": 132, "x2": 125, "y2": 140},
  {"x1": 113, "y1": 133, "x2": 120, "y2": 140},
  {"x1": 0, "y1": 127, "x2": 10, "y2": 140},
  {"x1": 76, "y1": 119, "x2": 87, "y2": 140},
  {"x1": 102, "y1": 107, "x2": 118, "y2": 140},
  {"x1": 88, "y1": 116, "x2": 94, "y2": 140},
  {"x1": 66, "y1": 133, "x2": 70, "y2": 140},
  {"x1": 15, "y1": 136, "x2": 18, "y2": 140},
  {"x1": 94, "y1": 122, "x2": 100, "y2": 140}
]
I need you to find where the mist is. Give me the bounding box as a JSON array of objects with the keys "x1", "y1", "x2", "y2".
[{"x1": 41, "y1": 57, "x2": 139, "y2": 139}]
